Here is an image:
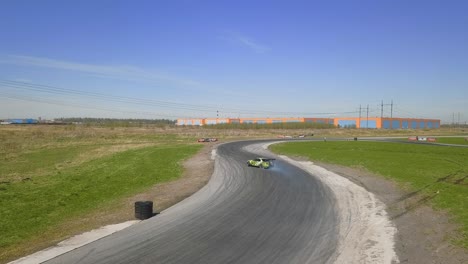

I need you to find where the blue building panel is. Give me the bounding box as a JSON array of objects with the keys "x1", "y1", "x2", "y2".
[
  {"x1": 383, "y1": 120, "x2": 390, "y2": 129},
  {"x1": 411, "y1": 121, "x2": 417, "y2": 129},
  {"x1": 402, "y1": 121, "x2": 409, "y2": 129},
  {"x1": 360, "y1": 120, "x2": 377, "y2": 128},
  {"x1": 419, "y1": 121, "x2": 425, "y2": 128},
  {"x1": 272, "y1": 120, "x2": 282, "y2": 123},
  {"x1": 9, "y1": 119, "x2": 24, "y2": 124},
  {"x1": 338, "y1": 120, "x2": 356, "y2": 128},
  {"x1": 392, "y1": 120, "x2": 400, "y2": 129},
  {"x1": 427, "y1": 121, "x2": 433, "y2": 128},
  {"x1": 257, "y1": 120, "x2": 266, "y2": 124}
]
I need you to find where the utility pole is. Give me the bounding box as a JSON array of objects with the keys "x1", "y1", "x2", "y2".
[
  {"x1": 381, "y1": 100, "x2": 393, "y2": 118},
  {"x1": 381, "y1": 100, "x2": 384, "y2": 119},
  {"x1": 366, "y1": 104, "x2": 369, "y2": 129},
  {"x1": 359, "y1": 105, "x2": 362, "y2": 128},
  {"x1": 390, "y1": 99, "x2": 393, "y2": 119}
]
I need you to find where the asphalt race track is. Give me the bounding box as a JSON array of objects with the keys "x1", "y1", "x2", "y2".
[{"x1": 44, "y1": 140, "x2": 340, "y2": 264}]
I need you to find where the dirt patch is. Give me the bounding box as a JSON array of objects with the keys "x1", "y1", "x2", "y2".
[
  {"x1": 125, "y1": 142, "x2": 215, "y2": 212},
  {"x1": 309, "y1": 160, "x2": 468, "y2": 264},
  {"x1": 78, "y1": 142, "x2": 216, "y2": 224}
]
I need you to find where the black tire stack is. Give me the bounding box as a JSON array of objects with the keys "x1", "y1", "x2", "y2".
[{"x1": 135, "y1": 201, "x2": 153, "y2": 220}]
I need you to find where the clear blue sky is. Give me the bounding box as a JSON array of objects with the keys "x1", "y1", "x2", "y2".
[{"x1": 1, "y1": 0, "x2": 467, "y2": 123}]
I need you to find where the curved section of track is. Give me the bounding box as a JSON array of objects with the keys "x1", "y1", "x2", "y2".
[{"x1": 45, "y1": 140, "x2": 339, "y2": 264}]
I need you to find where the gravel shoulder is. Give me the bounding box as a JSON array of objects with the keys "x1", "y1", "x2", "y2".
[
  {"x1": 308, "y1": 160, "x2": 468, "y2": 264},
  {"x1": 127, "y1": 142, "x2": 216, "y2": 213}
]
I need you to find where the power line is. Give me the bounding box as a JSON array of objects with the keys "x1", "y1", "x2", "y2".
[
  {"x1": 393, "y1": 105, "x2": 432, "y2": 119},
  {"x1": 0, "y1": 79, "x2": 220, "y2": 113},
  {"x1": 0, "y1": 92, "x2": 184, "y2": 119},
  {"x1": 0, "y1": 79, "x2": 360, "y2": 117},
  {"x1": 380, "y1": 100, "x2": 394, "y2": 118}
]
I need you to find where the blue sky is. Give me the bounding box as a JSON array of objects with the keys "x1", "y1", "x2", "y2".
[{"x1": 0, "y1": 0, "x2": 467, "y2": 123}]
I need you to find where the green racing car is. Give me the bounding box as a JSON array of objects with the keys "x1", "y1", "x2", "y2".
[{"x1": 247, "y1": 157, "x2": 276, "y2": 169}]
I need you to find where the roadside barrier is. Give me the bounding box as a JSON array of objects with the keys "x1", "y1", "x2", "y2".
[{"x1": 135, "y1": 201, "x2": 154, "y2": 220}]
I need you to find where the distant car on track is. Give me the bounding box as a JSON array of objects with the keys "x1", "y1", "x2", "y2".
[
  {"x1": 198, "y1": 138, "x2": 218, "y2": 142},
  {"x1": 247, "y1": 157, "x2": 276, "y2": 169}
]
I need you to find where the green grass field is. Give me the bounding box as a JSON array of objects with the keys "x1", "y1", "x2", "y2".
[
  {"x1": 270, "y1": 141, "x2": 468, "y2": 247},
  {"x1": 435, "y1": 137, "x2": 468, "y2": 145},
  {"x1": 0, "y1": 125, "x2": 202, "y2": 262},
  {"x1": 0, "y1": 145, "x2": 200, "y2": 249}
]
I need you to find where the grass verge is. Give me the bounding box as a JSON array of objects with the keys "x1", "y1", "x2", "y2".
[{"x1": 270, "y1": 141, "x2": 468, "y2": 247}]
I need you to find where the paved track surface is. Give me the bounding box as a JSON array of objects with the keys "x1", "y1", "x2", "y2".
[{"x1": 44, "y1": 140, "x2": 339, "y2": 264}]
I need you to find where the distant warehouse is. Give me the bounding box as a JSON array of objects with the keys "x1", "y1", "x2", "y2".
[
  {"x1": 2, "y1": 119, "x2": 39, "y2": 124},
  {"x1": 176, "y1": 117, "x2": 440, "y2": 129}
]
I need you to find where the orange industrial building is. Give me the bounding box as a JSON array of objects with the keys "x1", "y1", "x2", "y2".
[{"x1": 177, "y1": 117, "x2": 440, "y2": 129}]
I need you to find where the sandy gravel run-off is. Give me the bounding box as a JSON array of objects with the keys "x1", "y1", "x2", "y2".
[{"x1": 281, "y1": 156, "x2": 399, "y2": 263}]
